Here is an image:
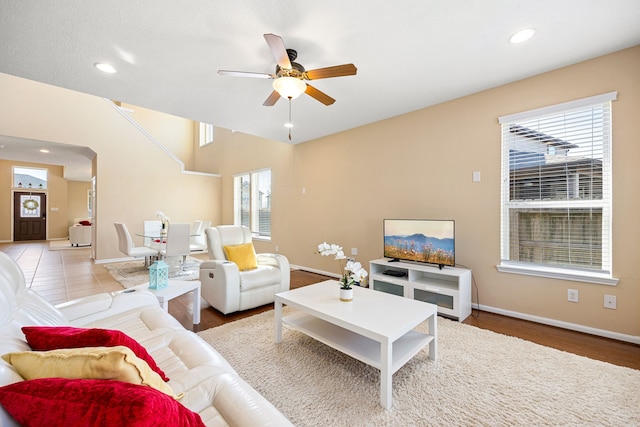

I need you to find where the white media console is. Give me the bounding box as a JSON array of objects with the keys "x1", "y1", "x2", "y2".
[{"x1": 369, "y1": 258, "x2": 472, "y2": 321}]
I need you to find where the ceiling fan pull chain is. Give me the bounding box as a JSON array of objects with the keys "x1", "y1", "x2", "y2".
[{"x1": 288, "y1": 97, "x2": 292, "y2": 140}]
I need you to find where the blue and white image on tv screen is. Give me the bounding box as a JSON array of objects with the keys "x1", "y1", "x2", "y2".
[{"x1": 384, "y1": 219, "x2": 454, "y2": 266}]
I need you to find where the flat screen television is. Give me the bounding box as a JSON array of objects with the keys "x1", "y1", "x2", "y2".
[{"x1": 383, "y1": 219, "x2": 455, "y2": 269}]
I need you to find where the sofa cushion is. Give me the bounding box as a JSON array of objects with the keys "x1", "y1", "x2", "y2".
[
  {"x1": 21, "y1": 326, "x2": 169, "y2": 381},
  {"x1": 1, "y1": 346, "x2": 176, "y2": 397},
  {"x1": 0, "y1": 378, "x2": 205, "y2": 427},
  {"x1": 223, "y1": 242, "x2": 258, "y2": 271}
]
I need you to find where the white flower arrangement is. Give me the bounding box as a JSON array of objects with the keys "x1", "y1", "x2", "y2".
[
  {"x1": 156, "y1": 211, "x2": 170, "y2": 228},
  {"x1": 316, "y1": 242, "x2": 368, "y2": 289}
]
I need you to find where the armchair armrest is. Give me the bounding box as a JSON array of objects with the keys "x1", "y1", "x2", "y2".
[
  {"x1": 256, "y1": 253, "x2": 290, "y2": 291},
  {"x1": 199, "y1": 260, "x2": 241, "y2": 314}
]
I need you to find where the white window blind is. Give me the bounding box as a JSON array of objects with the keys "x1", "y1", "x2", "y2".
[
  {"x1": 233, "y1": 168, "x2": 271, "y2": 239},
  {"x1": 498, "y1": 92, "x2": 617, "y2": 285}
]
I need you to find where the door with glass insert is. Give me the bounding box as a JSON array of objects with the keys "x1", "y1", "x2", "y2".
[{"x1": 13, "y1": 192, "x2": 47, "y2": 241}]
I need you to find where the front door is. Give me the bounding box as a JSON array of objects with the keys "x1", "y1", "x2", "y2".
[{"x1": 14, "y1": 192, "x2": 47, "y2": 241}]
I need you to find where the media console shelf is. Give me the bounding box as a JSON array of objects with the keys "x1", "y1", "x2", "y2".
[{"x1": 369, "y1": 258, "x2": 472, "y2": 321}]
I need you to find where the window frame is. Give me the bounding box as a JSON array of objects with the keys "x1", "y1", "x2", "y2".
[
  {"x1": 497, "y1": 92, "x2": 618, "y2": 286},
  {"x1": 233, "y1": 168, "x2": 271, "y2": 240},
  {"x1": 198, "y1": 122, "x2": 214, "y2": 147},
  {"x1": 13, "y1": 166, "x2": 48, "y2": 189}
]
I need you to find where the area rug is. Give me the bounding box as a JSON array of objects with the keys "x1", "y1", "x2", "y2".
[
  {"x1": 104, "y1": 257, "x2": 202, "y2": 288},
  {"x1": 197, "y1": 309, "x2": 640, "y2": 427}
]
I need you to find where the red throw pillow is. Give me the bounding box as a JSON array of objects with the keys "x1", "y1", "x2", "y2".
[
  {"x1": 79, "y1": 220, "x2": 92, "y2": 226},
  {"x1": 0, "y1": 378, "x2": 205, "y2": 427},
  {"x1": 22, "y1": 326, "x2": 169, "y2": 381}
]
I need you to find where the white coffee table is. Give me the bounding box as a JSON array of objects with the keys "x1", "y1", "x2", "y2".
[
  {"x1": 133, "y1": 279, "x2": 201, "y2": 325},
  {"x1": 275, "y1": 280, "x2": 437, "y2": 410}
]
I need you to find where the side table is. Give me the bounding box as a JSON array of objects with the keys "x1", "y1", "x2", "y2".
[{"x1": 133, "y1": 279, "x2": 201, "y2": 325}]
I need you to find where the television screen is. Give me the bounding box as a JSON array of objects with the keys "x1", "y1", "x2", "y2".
[{"x1": 383, "y1": 219, "x2": 455, "y2": 268}]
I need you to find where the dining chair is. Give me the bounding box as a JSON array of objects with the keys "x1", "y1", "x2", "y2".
[
  {"x1": 159, "y1": 223, "x2": 191, "y2": 269},
  {"x1": 143, "y1": 220, "x2": 163, "y2": 250},
  {"x1": 189, "y1": 220, "x2": 207, "y2": 252},
  {"x1": 113, "y1": 222, "x2": 158, "y2": 266}
]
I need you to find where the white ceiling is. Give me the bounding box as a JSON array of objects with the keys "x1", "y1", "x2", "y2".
[{"x1": 0, "y1": 1, "x2": 639, "y2": 179}]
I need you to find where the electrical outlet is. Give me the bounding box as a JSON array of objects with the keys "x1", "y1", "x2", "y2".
[
  {"x1": 351, "y1": 247, "x2": 358, "y2": 256},
  {"x1": 604, "y1": 295, "x2": 617, "y2": 309},
  {"x1": 275, "y1": 245, "x2": 279, "y2": 252},
  {"x1": 567, "y1": 289, "x2": 579, "y2": 303}
]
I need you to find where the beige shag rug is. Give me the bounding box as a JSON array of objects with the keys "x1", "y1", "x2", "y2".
[
  {"x1": 197, "y1": 309, "x2": 640, "y2": 427},
  {"x1": 104, "y1": 257, "x2": 201, "y2": 288}
]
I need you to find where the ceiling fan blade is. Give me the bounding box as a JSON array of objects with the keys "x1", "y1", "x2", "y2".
[
  {"x1": 263, "y1": 90, "x2": 281, "y2": 106},
  {"x1": 263, "y1": 33, "x2": 292, "y2": 69},
  {"x1": 305, "y1": 64, "x2": 357, "y2": 80},
  {"x1": 217, "y1": 70, "x2": 274, "y2": 79},
  {"x1": 305, "y1": 84, "x2": 335, "y2": 106}
]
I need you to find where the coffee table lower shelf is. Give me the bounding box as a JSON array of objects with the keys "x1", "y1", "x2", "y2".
[{"x1": 282, "y1": 311, "x2": 433, "y2": 373}]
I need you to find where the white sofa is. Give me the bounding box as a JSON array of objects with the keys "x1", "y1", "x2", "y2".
[
  {"x1": 0, "y1": 252, "x2": 293, "y2": 426},
  {"x1": 68, "y1": 217, "x2": 92, "y2": 247}
]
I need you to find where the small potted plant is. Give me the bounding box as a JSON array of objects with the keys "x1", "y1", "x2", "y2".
[{"x1": 316, "y1": 242, "x2": 368, "y2": 302}]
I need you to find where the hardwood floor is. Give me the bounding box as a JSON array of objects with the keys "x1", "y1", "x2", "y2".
[{"x1": 2, "y1": 241, "x2": 638, "y2": 370}]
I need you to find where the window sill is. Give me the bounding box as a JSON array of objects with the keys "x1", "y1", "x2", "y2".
[{"x1": 496, "y1": 262, "x2": 619, "y2": 286}]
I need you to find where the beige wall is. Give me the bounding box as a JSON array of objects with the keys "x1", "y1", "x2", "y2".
[
  {"x1": 211, "y1": 46, "x2": 640, "y2": 339},
  {"x1": 0, "y1": 74, "x2": 221, "y2": 260},
  {"x1": 198, "y1": 129, "x2": 296, "y2": 255},
  {"x1": 0, "y1": 46, "x2": 637, "y2": 339},
  {"x1": 67, "y1": 180, "x2": 91, "y2": 225},
  {"x1": 120, "y1": 102, "x2": 197, "y2": 170}
]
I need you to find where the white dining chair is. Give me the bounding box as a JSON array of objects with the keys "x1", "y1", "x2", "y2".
[
  {"x1": 189, "y1": 220, "x2": 207, "y2": 252},
  {"x1": 113, "y1": 222, "x2": 158, "y2": 266},
  {"x1": 159, "y1": 223, "x2": 191, "y2": 269},
  {"x1": 143, "y1": 220, "x2": 163, "y2": 250}
]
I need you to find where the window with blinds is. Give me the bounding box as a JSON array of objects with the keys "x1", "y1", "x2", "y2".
[
  {"x1": 498, "y1": 92, "x2": 617, "y2": 285},
  {"x1": 233, "y1": 168, "x2": 271, "y2": 239}
]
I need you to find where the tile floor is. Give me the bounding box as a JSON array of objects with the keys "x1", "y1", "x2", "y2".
[{"x1": 0, "y1": 241, "x2": 122, "y2": 305}]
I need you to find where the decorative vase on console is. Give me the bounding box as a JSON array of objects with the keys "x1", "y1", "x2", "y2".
[{"x1": 316, "y1": 242, "x2": 368, "y2": 302}]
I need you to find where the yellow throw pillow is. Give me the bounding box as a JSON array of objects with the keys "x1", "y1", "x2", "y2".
[
  {"x1": 2, "y1": 346, "x2": 177, "y2": 398},
  {"x1": 223, "y1": 242, "x2": 258, "y2": 271}
]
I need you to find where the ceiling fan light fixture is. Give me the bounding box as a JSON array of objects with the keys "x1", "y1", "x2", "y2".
[{"x1": 272, "y1": 76, "x2": 306, "y2": 99}]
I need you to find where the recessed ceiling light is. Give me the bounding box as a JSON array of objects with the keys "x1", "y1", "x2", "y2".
[
  {"x1": 509, "y1": 28, "x2": 536, "y2": 44},
  {"x1": 39, "y1": 149, "x2": 50, "y2": 153},
  {"x1": 284, "y1": 123, "x2": 294, "y2": 128},
  {"x1": 94, "y1": 62, "x2": 117, "y2": 73}
]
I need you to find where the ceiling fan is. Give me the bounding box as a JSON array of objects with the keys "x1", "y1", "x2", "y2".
[{"x1": 218, "y1": 33, "x2": 357, "y2": 106}]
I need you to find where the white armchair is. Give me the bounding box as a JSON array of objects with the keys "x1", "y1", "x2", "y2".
[{"x1": 199, "y1": 225, "x2": 290, "y2": 314}]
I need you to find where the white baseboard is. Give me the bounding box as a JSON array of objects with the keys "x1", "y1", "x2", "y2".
[
  {"x1": 474, "y1": 303, "x2": 640, "y2": 345},
  {"x1": 290, "y1": 265, "x2": 340, "y2": 279}
]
